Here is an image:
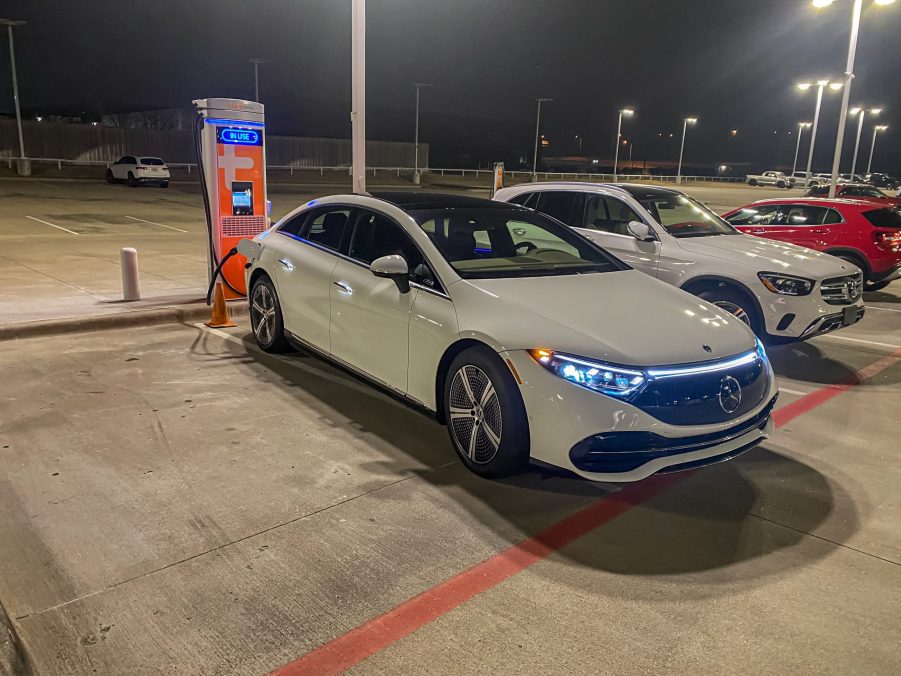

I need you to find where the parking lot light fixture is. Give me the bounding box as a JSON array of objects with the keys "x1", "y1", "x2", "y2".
[
  {"x1": 867, "y1": 125, "x2": 888, "y2": 173},
  {"x1": 1, "y1": 18, "x2": 26, "y2": 161},
  {"x1": 792, "y1": 122, "x2": 813, "y2": 176},
  {"x1": 532, "y1": 98, "x2": 552, "y2": 180},
  {"x1": 850, "y1": 106, "x2": 880, "y2": 178},
  {"x1": 676, "y1": 117, "x2": 697, "y2": 185},
  {"x1": 819, "y1": 0, "x2": 896, "y2": 198},
  {"x1": 413, "y1": 83, "x2": 433, "y2": 185},
  {"x1": 612, "y1": 107, "x2": 634, "y2": 183},
  {"x1": 798, "y1": 79, "x2": 841, "y2": 180}
]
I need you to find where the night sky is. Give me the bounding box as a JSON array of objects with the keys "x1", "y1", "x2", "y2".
[{"x1": 2, "y1": 0, "x2": 900, "y2": 172}]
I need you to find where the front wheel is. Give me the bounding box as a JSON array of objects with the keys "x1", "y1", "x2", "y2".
[
  {"x1": 443, "y1": 347, "x2": 529, "y2": 479},
  {"x1": 160, "y1": 181, "x2": 169, "y2": 188},
  {"x1": 697, "y1": 288, "x2": 763, "y2": 337},
  {"x1": 777, "y1": 181, "x2": 786, "y2": 188},
  {"x1": 106, "y1": 169, "x2": 115, "y2": 184},
  {"x1": 249, "y1": 276, "x2": 290, "y2": 353},
  {"x1": 127, "y1": 172, "x2": 137, "y2": 187}
]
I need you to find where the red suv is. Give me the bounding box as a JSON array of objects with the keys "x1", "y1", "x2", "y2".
[
  {"x1": 722, "y1": 198, "x2": 901, "y2": 291},
  {"x1": 804, "y1": 183, "x2": 901, "y2": 207}
]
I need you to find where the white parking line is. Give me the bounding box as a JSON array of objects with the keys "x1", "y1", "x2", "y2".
[
  {"x1": 778, "y1": 387, "x2": 809, "y2": 397},
  {"x1": 866, "y1": 305, "x2": 901, "y2": 314},
  {"x1": 820, "y1": 334, "x2": 901, "y2": 350},
  {"x1": 26, "y1": 215, "x2": 79, "y2": 235},
  {"x1": 126, "y1": 215, "x2": 188, "y2": 233}
]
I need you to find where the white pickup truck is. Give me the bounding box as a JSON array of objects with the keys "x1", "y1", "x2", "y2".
[{"x1": 745, "y1": 171, "x2": 794, "y2": 188}]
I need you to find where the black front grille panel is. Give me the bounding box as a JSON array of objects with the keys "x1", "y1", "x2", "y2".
[
  {"x1": 631, "y1": 356, "x2": 770, "y2": 425},
  {"x1": 569, "y1": 395, "x2": 777, "y2": 474}
]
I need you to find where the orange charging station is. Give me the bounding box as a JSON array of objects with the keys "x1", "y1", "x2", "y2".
[{"x1": 193, "y1": 98, "x2": 268, "y2": 299}]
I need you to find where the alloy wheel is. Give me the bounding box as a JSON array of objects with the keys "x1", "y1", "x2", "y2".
[
  {"x1": 251, "y1": 283, "x2": 276, "y2": 345},
  {"x1": 448, "y1": 365, "x2": 503, "y2": 464},
  {"x1": 713, "y1": 300, "x2": 751, "y2": 326}
]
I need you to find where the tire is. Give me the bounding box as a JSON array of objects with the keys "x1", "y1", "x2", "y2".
[
  {"x1": 748, "y1": 179, "x2": 758, "y2": 186},
  {"x1": 697, "y1": 287, "x2": 763, "y2": 338},
  {"x1": 106, "y1": 169, "x2": 115, "y2": 184},
  {"x1": 160, "y1": 181, "x2": 169, "y2": 188},
  {"x1": 249, "y1": 275, "x2": 290, "y2": 353},
  {"x1": 443, "y1": 346, "x2": 529, "y2": 479},
  {"x1": 864, "y1": 280, "x2": 891, "y2": 292},
  {"x1": 127, "y1": 172, "x2": 137, "y2": 187},
  {"x1": 776, "y1": 181, "x2": 786, "y2": 189}
]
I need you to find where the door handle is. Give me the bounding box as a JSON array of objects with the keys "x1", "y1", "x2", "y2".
[
  {"x1": 333, "y1": 281, "x2": 353, "y2": 294},
  {"x1": 748, "y1": 228, "x2": 767, "y2": 234},
  {"x1": 278, "y1": 258, "x2": 295, "y2": 271},
  {"x1": 811, "y1": 228, "x2": 828, "y2": 235}
]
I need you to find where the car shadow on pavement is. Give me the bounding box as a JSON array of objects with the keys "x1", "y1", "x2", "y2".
[
  {"x1": 863, "y1": 289, "x2": 900, "y2": 304},
  {"x1": 222, "y1": 332, "x2": 858, "y2": 593},
  {"x1": 767, "y1": 341, "x2": 859, "y2": 384}
]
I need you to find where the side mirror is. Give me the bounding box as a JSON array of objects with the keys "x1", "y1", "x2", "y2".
[
  {"x1": 627, "y1": 221, "x2": 655, "y2": 242},
  {"x1": 370, "y1": 254, "x2": 410, "y2": 293}
]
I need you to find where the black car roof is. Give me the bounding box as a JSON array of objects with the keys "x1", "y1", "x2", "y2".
[{"x1": 372, "y1": 191, "x2": 519, "y2": 211}]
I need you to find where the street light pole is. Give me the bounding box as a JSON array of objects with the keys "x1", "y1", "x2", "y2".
[
  {"x1": 849, "y1": 107, "x2": 880, "y2": 178},
  {"x1": 351, "y1": 0, "x2": 366, "y2": 194},
  {"x1": 532, "y1": 98, "x2": 552, "y2": 181},
  {"x1": 826, "y1": 0, "x2": 862, "y2": 198},
  {"x1": 676, "y1": 117, "x2": 697, "y2": 185},
  {"x1": 867, "y1": 125, "x2": 888, "y2": 173},
  {"x1": 612, "y1": 108, "x2": 633, "y2": 182},
  {"x1": 1, "y1": 18, "x2": 26, "y2": 162},
  {"x1": 249, "y1": 58, "x2": 270, "y2": 102},
  {"x1": 799, "y1": 80, "x2": 837, "y2": 181},
  {"x1": 792, "y1": 122, "x2": 812, "y2": 176},
  {"x1": 413, "y1": 82, "x2": 432, "y2": 186}
]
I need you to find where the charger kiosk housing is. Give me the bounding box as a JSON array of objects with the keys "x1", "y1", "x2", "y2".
[{"x1": 193, "y1": 98, "x2": 268, "y2": 298}]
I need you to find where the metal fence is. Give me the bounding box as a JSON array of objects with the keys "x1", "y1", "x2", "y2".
[{"x1": 0, "y1": 118, "x2": 428, "y2": 168}]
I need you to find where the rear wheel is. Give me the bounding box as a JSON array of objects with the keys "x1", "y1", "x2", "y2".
[
  {"x1": 748, "y1": 178, "x2": 758, "y2": 186},
  {"x1": 127, "y1": 172, "x2": 137, "y2": 187},
  {"x1": 697, "y1": 287, "x2": 763, "y2": 337},
  {"x1": 777, "y1": 180, "x2": 786, "y2": 188},
  {"x1": 250, "y1": 276, "x2": 290, "y2": 353},
  {"x1": 443, "y1": 347, "x2": 529, "y2": 478}
]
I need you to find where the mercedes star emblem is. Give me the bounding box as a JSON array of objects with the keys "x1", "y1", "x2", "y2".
[{"x1": 718, "y1": 376, "x2": 742, "y2": 413}]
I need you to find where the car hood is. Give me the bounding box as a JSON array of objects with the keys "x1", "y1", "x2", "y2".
[
  {"x1": 449, "y1": 269, "x2": 756, "y2": 367},
  {"x1": 675, "y1": 233, "x2": 857, "y2": 279}
]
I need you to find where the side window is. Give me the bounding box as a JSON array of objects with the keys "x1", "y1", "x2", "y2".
[
  {"x1": 783, "y1": 205, "x2": 827, "y2": 225},
  {"x1": 724, "y1": 205, "x2": 784, "y2": 226},
  {"x1": 300, "y1": 208, "x2": 352, "y2": 252},
  {"x1": 277, "y1": 212, "x2": 308, "y2": 237},
  {"x1": 508, "y1": 192, "x2": 533, "y2": 206},
  {"x1": 535, "y1": 191, "x2": 577, "y2": 225},
  {"x1": 583, "y1": 196, "x2": 641, "y2": 235},
  {"x1": 823, "y1": 209, "x2": 843, "y2": 224},
  {"x1": 349, "y1": 211, "x2": 441, "y2": 291}
]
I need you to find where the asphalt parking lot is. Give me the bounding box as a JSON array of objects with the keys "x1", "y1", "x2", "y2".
[{"x1": 2, "y1": 177, "x2": 900, "y2": 674}]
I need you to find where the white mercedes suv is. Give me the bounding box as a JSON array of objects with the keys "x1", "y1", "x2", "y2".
[
  {"x1": 494, "y1": 183, "x2": 865, "y2": 343},
  {"x1": 239, "y1": 192, "x2": 776, "y2": 482}
]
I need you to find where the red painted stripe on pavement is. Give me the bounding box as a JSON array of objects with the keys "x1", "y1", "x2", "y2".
[{"x1": 273, "y1": 347, "x2": 901, "y2": 676}]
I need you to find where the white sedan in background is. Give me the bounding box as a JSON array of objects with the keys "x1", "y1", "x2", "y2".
[
  {"x1": 494, "y1": 183, "x2": 864, "y2": 343},
  {"x1": 106, "y1": 155, "x2": 170, "y2": 187},
  {"x1": 238, "y1": 192, "x2": 776, "y2": 482}
]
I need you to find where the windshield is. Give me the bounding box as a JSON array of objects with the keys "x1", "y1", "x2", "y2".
[
  {"x1": 410, "y1": 207, "x2": 626, "y2": 279},
  {"x1": 140, "y1": 157, "x2": 165, "y2": 166},
  {"x1": 638, "y1": 194, "x2": 739, "y2": 238}
]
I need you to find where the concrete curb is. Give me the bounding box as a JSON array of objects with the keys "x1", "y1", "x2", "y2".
[
  {"x1": 0, "y1": 601, "x2": 29, "y2": 676},
  {"x1": 0, "y1": 302, "x2": 248, "y2": 342}
]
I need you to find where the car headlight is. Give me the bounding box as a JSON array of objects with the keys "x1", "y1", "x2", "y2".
[
  {"x1": 757, "y1": 272, "x2": 813, "y2": 296},
  {"x1": 529, "y1": 349, "x2": 646, "y2": 399}
]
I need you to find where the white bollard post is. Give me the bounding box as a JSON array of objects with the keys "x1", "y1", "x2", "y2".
[{"x1": 121, "y1": 247, "x2": 141, "y2": 302}]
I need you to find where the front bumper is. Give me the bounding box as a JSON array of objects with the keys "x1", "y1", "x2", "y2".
[
  {"x1": 757, "y1": 285, "x2": 865, "y2": 342},
  {"x1": 503, "y1": 350, "x2": 778, "y2": 482}
]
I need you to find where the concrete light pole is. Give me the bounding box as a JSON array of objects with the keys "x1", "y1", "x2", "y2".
[
  {"x1": 1, "y1": 18, "x2": 26, "y2": 169},
  {"x1": 676, "y1": 117, "x2": 697, "y2": 185},
  {"x1": 867, "y1": 125, "x2": 888, "y2": 173},
  {"x1": 849, "y1": 107, "x2": 881, "y2": 178},
  {"x1": 792, "y1": 122, "x2": 813, "y2": 176},
  {"x1": 812, "y1": 0, "x2": 896, "y2": 197},
  {"x1": 797, "y1": 79, "x2": 842, "y2": 181},
  {"x1": 612, "y1": 108, "x2": 633, "y2": 182},
  {"x1": 413, "y1": 82, "x2": 432, "y2": 185},
  {"x1": 351, "y1": 0, "x2": 366, "y2": 194},
  {"x1": 249, "y1": 58, "x2": 270, "y2": 102},
  {"x1": 532, "y1": 98, "x2": 552, "y2": 181}
]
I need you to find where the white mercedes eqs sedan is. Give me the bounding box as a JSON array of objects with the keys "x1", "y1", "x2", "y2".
[{"x1": 237, "y1": 193, "x2": 777, "y2": 482}]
